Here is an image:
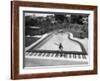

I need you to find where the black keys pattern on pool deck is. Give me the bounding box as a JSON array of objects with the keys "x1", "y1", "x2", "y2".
[{"x1": 25, "y1": 52, "x2": 87, "y2": 59}]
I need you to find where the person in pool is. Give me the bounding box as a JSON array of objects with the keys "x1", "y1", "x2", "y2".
[
  {"x1": 54, "y1": 42, "x2": 63, "y2": 51},
  {"x1": 59, "y1": 43, "x2": 63, "y2": 51}
]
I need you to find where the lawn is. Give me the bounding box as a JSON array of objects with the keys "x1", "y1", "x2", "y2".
[{"x1": 25, "y1": 37, "x2": 40, "y2": 47}]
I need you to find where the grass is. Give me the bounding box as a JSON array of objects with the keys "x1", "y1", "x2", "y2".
[{"x1": 25, "y1": 37, "x2": 39, "y2": 47}]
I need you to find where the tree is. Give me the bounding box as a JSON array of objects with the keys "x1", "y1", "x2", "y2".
[{"x1": 55, "y1": 14, "x2": 65, "y2": 23}]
